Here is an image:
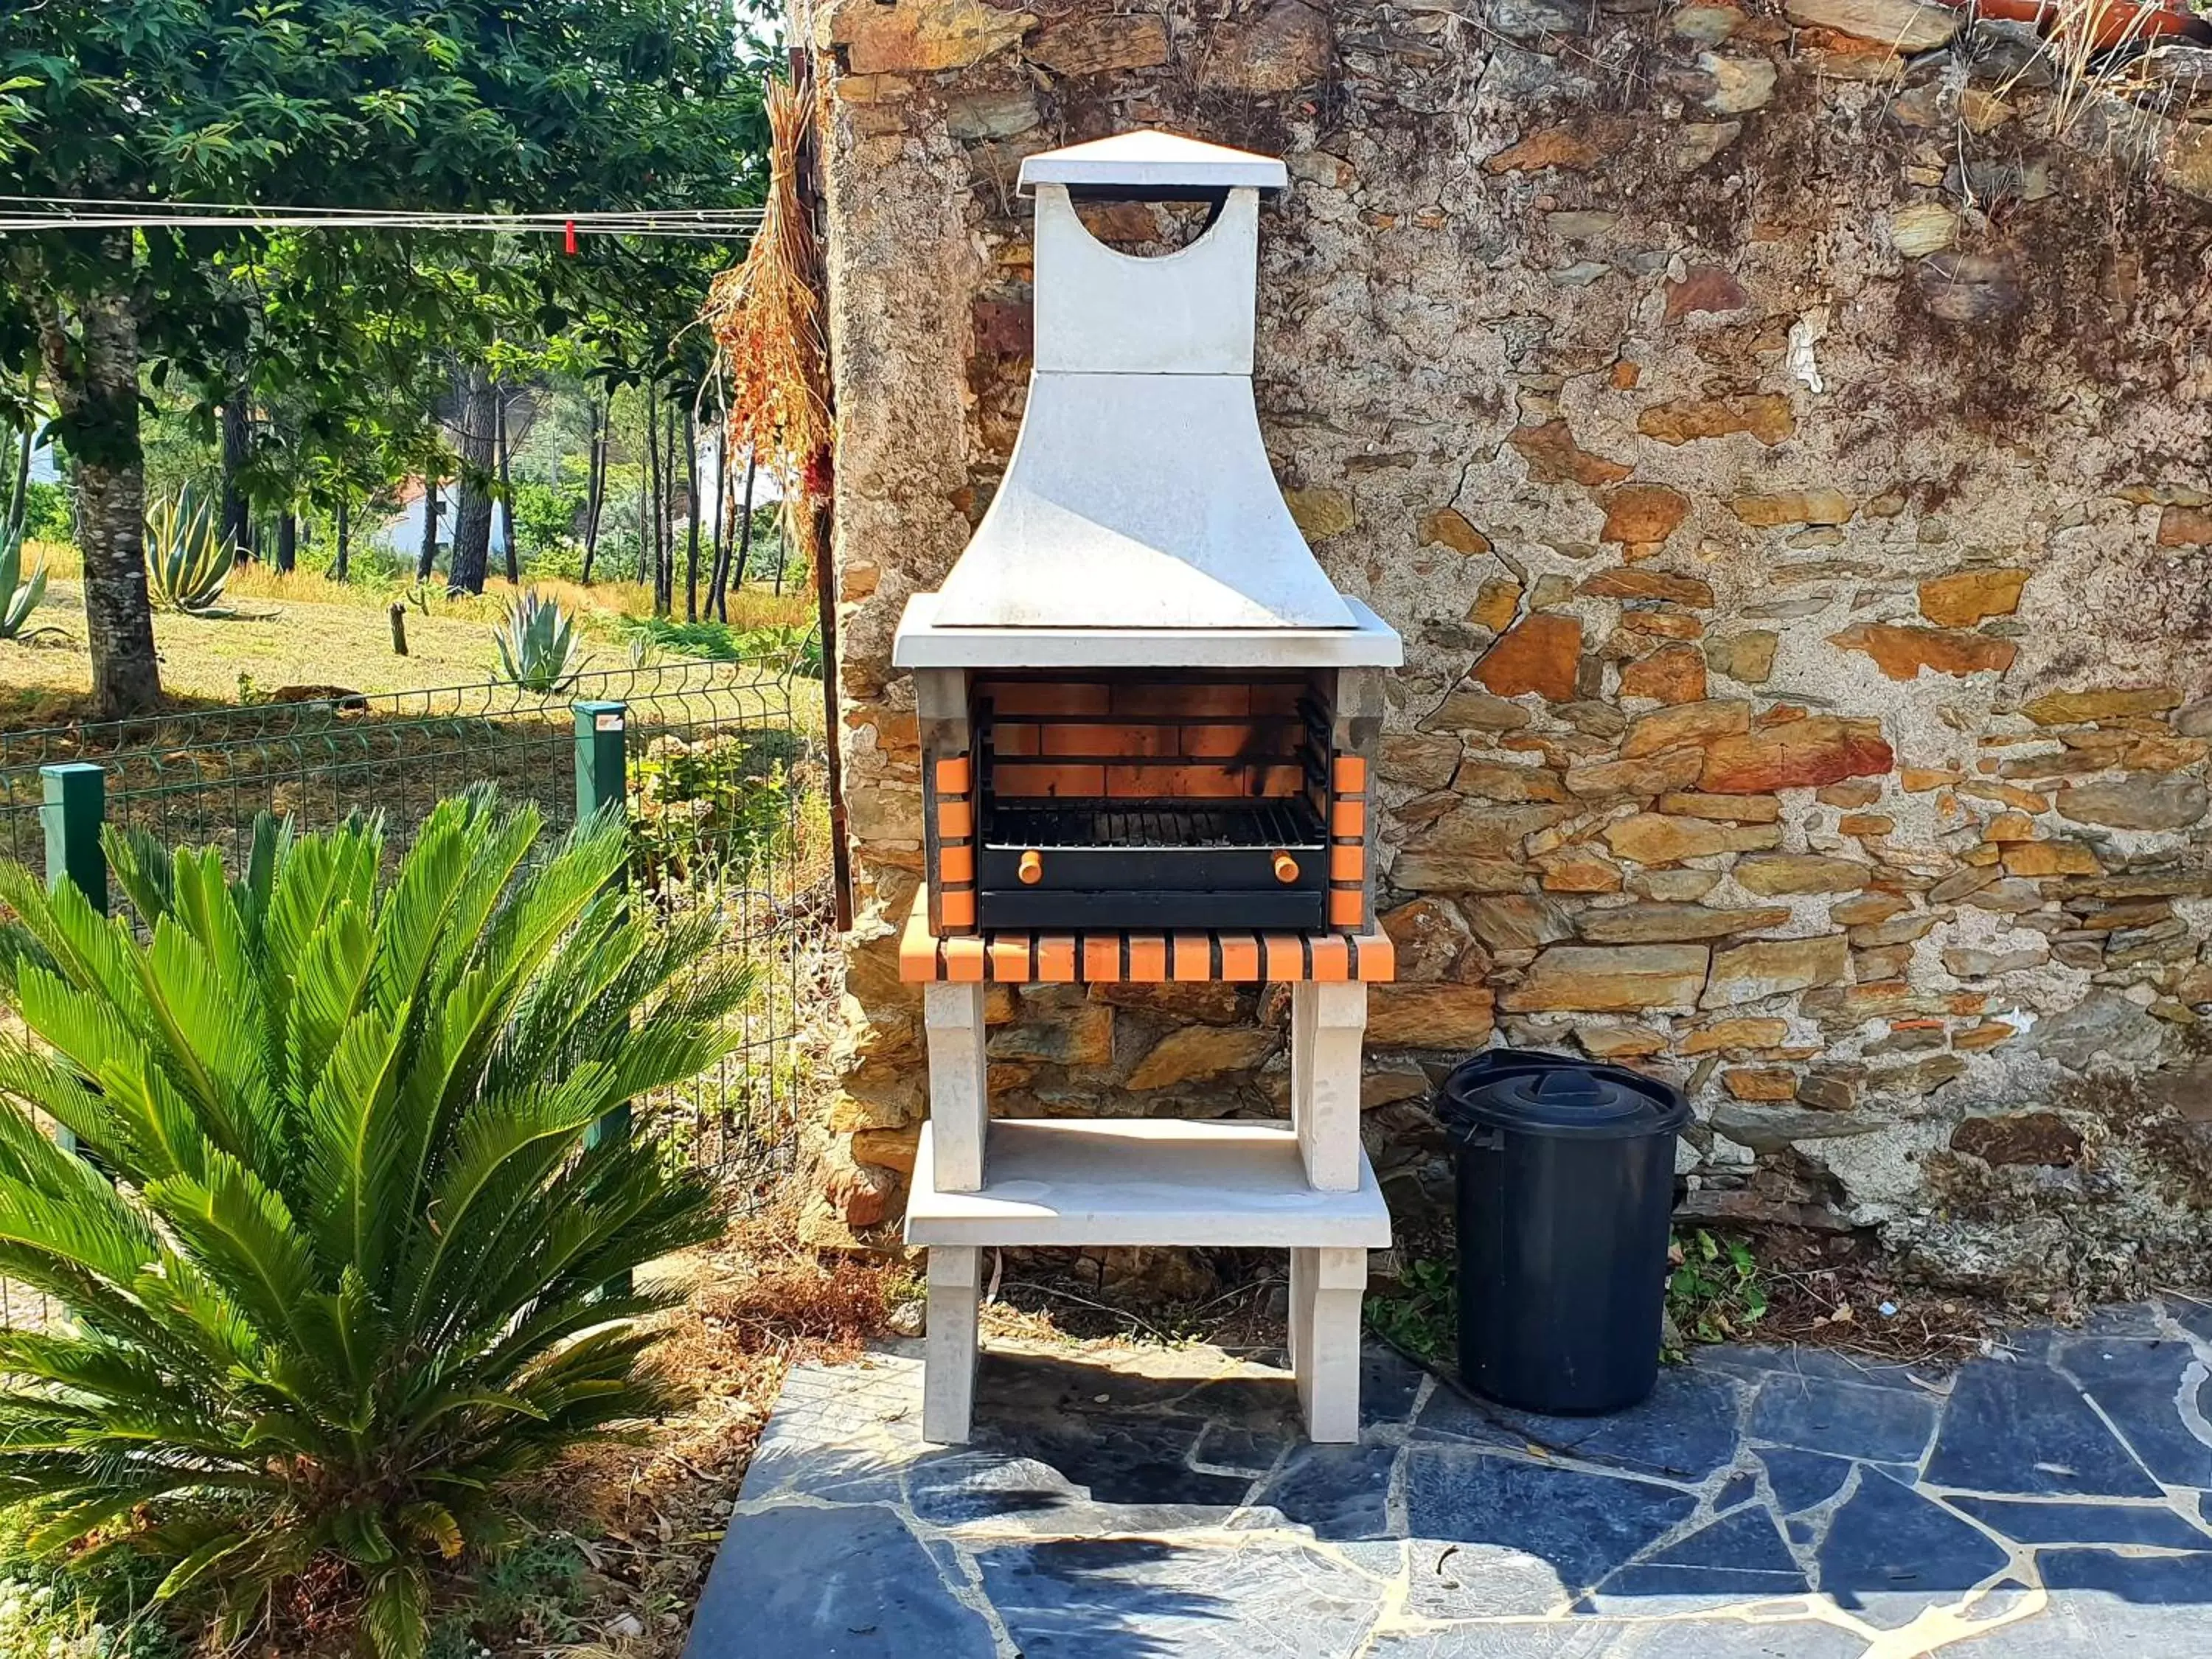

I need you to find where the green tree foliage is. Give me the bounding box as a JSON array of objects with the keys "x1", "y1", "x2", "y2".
[
  {"x1": 0, "y1": 794, "x2": 745, "y2": 1657},
  {"x1": 0, "y1": 1, "x2": 771, "y2": 712}
]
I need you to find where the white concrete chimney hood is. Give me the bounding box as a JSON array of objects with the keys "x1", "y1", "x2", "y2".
[{"x1": 894, "y1": 131, "x2": 1400, "y2": 671}]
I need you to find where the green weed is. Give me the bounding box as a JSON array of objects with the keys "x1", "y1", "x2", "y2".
[
  {"x1": 1364, "y1": 1256, "x2": 1455, "y2": 1366},
  {"x1": 1666, "y1": 1228, "x2": 1769, "y2": 1359}
]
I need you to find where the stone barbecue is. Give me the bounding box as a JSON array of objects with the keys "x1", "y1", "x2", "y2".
[{"x1": 891, "y1": 131, "x2": 1403, "y2": 1443}]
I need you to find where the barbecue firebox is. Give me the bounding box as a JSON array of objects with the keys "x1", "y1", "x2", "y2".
[
  {"x1": 963, "y1": 668, "x2": 1338, "y2": 931},
  {"x1": 891, "y1": 131, "x2": 1404, "y2": 1446}
]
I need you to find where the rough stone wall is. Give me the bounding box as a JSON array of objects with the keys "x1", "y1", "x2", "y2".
[{"x1": 807, "y1": 0, "x2": 2212, "y2": 1298}]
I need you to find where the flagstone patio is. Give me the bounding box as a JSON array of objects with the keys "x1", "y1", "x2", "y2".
[{"x1": 684, "y1": 1298, "x2": 2212, "y2": 1658}]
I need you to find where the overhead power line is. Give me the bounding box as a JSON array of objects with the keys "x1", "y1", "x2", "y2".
[{"x1": 0, "y1": 197, "x2": 765, "y2": 237}]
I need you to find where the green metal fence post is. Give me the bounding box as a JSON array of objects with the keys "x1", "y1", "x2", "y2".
[
  {"x1": 41, "y1": 762, "x2": 105, "y2": 1157},
  {"x1": 574, "y1": 700, "x2": 627, "y2": 832},
  {"x1": 41, "y1": 762, "x2": 107, "y2": 915},
  {"x1": 574, "y1": 701, "x2": 632, "y2": 1293}
]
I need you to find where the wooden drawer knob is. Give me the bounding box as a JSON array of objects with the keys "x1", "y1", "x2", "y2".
[
  {"x1": 1272, "y1": 851, "x2": 1300, "y2": 884},
  {"x1": 1019, "y1": 849, "x2": 1044, "y2": 885}
]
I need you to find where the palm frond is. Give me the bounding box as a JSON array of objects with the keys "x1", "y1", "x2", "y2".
[{"x1": 0, "y1": 790, "x2": 724, "y2": 1659}]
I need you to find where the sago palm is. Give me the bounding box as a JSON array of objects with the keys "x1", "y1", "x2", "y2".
[{"x1": 0, "y1": 792, "x2": 747, "y2": 1657}]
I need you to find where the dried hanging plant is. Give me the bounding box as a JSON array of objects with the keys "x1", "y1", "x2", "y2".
[{"x1": 703, "y1": 75, "x2": 832, "y2": 512}]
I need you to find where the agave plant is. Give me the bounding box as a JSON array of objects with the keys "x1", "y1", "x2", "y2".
[
  {"x1": 0, "y1": 793, "x2": 748, "y2": 1656},
  {"x1": 492, "y1": 588, "x2": 588, "y2": 694},
  {"x1": 0, "y1": 525, "x2": 56, "y2": 641},
  {"x1": 144, "y1": 486, "x2": 239, "y2": 614}
]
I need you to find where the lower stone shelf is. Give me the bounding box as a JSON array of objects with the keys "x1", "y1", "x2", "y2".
[{"x1": 903, "y1": 1118, "x2": 1393, "y2": 1250}]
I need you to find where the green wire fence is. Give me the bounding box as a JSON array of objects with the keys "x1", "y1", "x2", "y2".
[{"x1": 0, "y1": 655, "x2": 838, "y2": 1330}]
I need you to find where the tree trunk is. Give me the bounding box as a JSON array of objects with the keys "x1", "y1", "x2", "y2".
[
  {"x1": 683, "y1": 406, "x2": 701, "y2": 623},
  {"x1": 334, "y1": 496, "x2": 350, "y2": 582},
  {"x1": 658, "y1": 399, "x2": 678, "y2": 616},
  {"x1": 497, "y1": 391, "x2": 518, "y2": 585},
  {"x1": 771, "y1": 496, "x2": 789, "y2": 596},
  {"x1": 5, "y1": 362, "x2": 37, "y2": 544},
  {"x1": 639, "y1": 384, "x2": 656, "y2": 588},
  {"x1": 40, "y1": 276, "x2": 161, "y2": 717},
  {"x1": 220, "y1": 380, "x2": 251, "y2": 560},
  {"x1": 447, "y1": 366, "x2": 498, "y2": 594},
  {"x1": 737, "y1": 452, "x2": 758, "y2": 596},
  {"x1": 707, "y1": 417, "x2": 732, "y2": 621},
  {"x1": 417, "y1": 471, "x2": 441, "y2": 580},
  {"x1": 275, "y1": 511, "x2": 296, "y2": 573},
  {"x1": 581, "y1": 393, "x2": 607, "y2": 582}
]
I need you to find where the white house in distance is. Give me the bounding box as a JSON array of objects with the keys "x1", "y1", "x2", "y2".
[{"x1": 373, "y1": 439, "x2": 779, "y2": 571}]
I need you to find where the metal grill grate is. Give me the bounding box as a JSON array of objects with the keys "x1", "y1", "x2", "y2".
[{"x1": 984, "y1": 797, "x2": 1325, "y2": 851}]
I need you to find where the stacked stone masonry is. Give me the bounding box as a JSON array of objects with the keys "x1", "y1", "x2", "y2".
[{"x1": 809, "y1": 0, "x2": 2212, "y2": 1298}]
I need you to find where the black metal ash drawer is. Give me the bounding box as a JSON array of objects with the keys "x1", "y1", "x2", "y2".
[
  {"x1": 975, "y1": 797, "x2": 1329, "y2": 930},
  {"x1": 976, "y1": 888, "x2": 1328, "y2": 929}
]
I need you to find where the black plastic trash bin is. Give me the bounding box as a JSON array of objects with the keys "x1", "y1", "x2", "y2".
[{"x1": 1436, "y1": 1050, "x2": 1689, "y2": 1415}]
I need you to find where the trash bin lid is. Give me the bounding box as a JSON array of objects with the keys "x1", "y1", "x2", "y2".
[
  {"x1": 1450, "y1": 1063, "x2": 1688, "y2": 1141},
  {"x1": 1442, "y1": 1046, "x2": 1582, "y2": 1085}
]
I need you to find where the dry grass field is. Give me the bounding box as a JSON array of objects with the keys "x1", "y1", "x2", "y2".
[{"x1": 0, "y1": 540, "x2": 811, "y2": 727}]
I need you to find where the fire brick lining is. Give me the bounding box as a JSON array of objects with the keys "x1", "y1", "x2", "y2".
[{"x1": 895, "y1": 889, "x2": 1397, "y2": 984}]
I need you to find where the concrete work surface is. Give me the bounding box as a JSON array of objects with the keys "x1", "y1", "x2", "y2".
[{"x1": 684, "y1": 1300, "x2": 2212, "y2": 1657}]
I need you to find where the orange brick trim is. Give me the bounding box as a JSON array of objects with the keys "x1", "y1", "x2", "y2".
[
  {"x1": 935, "y1": 756, "x2": 972, "y2": 794},
  {"x1": 1328, "y1": 744, "x2": 1372, "y2": 933},
  {"x1": 894, "y1": 891, "x2": 1395, "y2": 984}
]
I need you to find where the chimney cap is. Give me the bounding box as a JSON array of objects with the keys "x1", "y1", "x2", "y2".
[{"x1": 1019, "y1": 129, "x2": 1288, "y2": 198}]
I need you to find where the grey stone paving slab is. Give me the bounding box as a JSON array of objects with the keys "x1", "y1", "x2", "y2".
[
  {"x1": 975, "y1": 1536, "x2": 1384, "y2": 1658},
  {"x1": 1486, "y1": 1368, "x2": 1744, "y2": 1481},
  {"x1": 1414, "y1": 1366, "x2": 1741, "y2": 1481},
  {"x1": 970, "y1": 1414, "x2": 1251, "y2": 1509},
  {"x1": 1245, "y1": 1441, "x2": 1398, "y2": 1540},
  {"x1": 2079, "y1": 1302, "x2": 2169, "y2": 1339},
  {"x1": 1644, "y1": 1505, "x2": 1804, "y2": 1575},
  {"x1": 902, "y1": 1447, "x2": 1242, "y2": 1537},
  {"x1": 1407, "y1": 1384, "x2": 1524, "y2": 1450},
  {"x1": 1405, "y1": 1450, "x2": 1700, "y2": 1596},
  {"x1": 1945, "y1": 1494, "x2": 2211, "y2": 1548},
  {"x1": 1815, "y1": 1467, "x2": 2012, "y2": 1627},
  {"x1": 1713, "y1": 1470, "x2": 1757, "y2": 1509},
  {"x1": 1402, "y1": 1539, "x2": 1585, "y2": 1621},
  {"x1": 1189, "y1": 1415, "x2": 1290, "y2": 1475},
  {"x1": 1588, "y1": 1507, "x2": 1809, "y2": 1611},
  {"x1": 1691, "y1": 1344, "x2": 1941, "y2": 1394},
  {"x1": 1746, "y1": 1369, "x2": 1941, "y2": 1464},
  {"x1": 1755, "y1": 1446, "x2": 1856, "y2": 1514},
  {"x1": 1369, "y1": 1619, "x2": 1868, "y2": 1657},
  {"x1": 688, "y1": 1503, "x2": 995, "y2": 1658},
  {"x1": 1363, "y1": 1343, "x2": 1429, "y2": 1426},
  {"x1": 2053, "y1": 1335, "x2": 2212, "y2": 1487},
  {"x1": 686, "y1": 1321, "x2": 2212, "y2": 1659},
  {"x1": 2037, "y1": 1545, "x2": 2212, "y2": 1600},
  {"x1": 1924, "y1": 1360, "x2": 2163, "y2": 1498},
  {"x1": 2171, "y1": 1295, "x2": 2212, "y2": 1344}
]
